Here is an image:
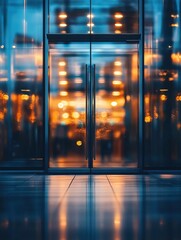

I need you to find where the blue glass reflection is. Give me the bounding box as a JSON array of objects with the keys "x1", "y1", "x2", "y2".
[
  {"x1": 49, "y1": 0, "x2": 138, "y2": 34},
  {"x1": 144, "y1": 0, "x2": 181, "y2": 167},
  {"x1": 0, "y1": 0, "x2": 43, "y2": 167}
]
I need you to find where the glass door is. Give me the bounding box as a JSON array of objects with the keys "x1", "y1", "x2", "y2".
[
  {"x1": 49, "y1": 42, "x2": 90, "y2": 168},
  {"x1": 48, "y1": 40, "x2": 139, "y2": 170},
  {"x1": 92, "y1": 43, "x2": 139, "y2": 168}
]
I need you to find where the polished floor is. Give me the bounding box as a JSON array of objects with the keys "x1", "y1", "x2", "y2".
[{"x1": 0, "y1": 174, "x2": 181, "y2": 240}]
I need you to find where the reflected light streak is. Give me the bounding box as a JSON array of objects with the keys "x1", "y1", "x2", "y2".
[
  {"x1": 115, "y1": 30, "x2": 122, "y2": 34},
  {"x1": 59, "y1": 23, "x2": 67, "y2": 27},
  {"x1": 115, "y1": 23, "x2": 123, "y2": 27},
  {"x1": 114, "y1": 13, "x2": 123, "y2": 19},
  {"x1": 171, "y1": 14, "x2": 179, "y2": 18},
  {"x1": 12, "y1": 45, "x2": 16, "y2": 48},
  {"x1": 87, "y1": 14, "x2": 94, "y2": 18},
  {"x1": 171, "y1": 23, "x2": 179, "y2": 27},
  {"x1": 0, "y1": 45, "x2": 4, "y2": 48},
  {"x1": 87, "y1": 23, "x2": 94, "y2": 27},
  {"x1": 114, "y1": 61, "x2": 122, "y2": 66},
  {"x1": 59, "y1": 13, "x2": 67, "y2": 19}
]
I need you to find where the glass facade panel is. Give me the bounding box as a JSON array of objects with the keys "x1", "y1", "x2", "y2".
[
  {"x1": 144, "y1": 0, "x2": 181, "y2": 167},
  {"x1": 0, "y1": 0, "x2": 43, "y2": 168},
  {"x1": 93, "y1": 43, "x2": 139, "y2": 168},
  {"x1": 49, "y1": 0, "x2": 138, "y2": 34}
]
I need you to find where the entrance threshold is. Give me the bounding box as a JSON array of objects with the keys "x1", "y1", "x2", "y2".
[{"x1": 48, "y1": 168, "x2": 140, "y2": 174}]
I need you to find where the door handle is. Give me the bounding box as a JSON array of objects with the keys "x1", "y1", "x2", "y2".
[
  {"x1": 85, "y1": 64, "x2": 88, "y2": 160},
  {"x1": 92, "y1": 64, "x2": 96, "y2": 160}
]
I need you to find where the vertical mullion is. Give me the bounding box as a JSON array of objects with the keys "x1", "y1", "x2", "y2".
[
  {"x1": 43, "y1": 0, "x2": 49, "y2": 172},
  {"x1": 89, "y1": 0, "x2": 93, "y2": 170},
  {"x1": 139, "y1": 0, "x2": 145, "y2": 171}
]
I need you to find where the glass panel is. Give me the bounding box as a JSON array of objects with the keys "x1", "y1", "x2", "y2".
[
  {"x1": 49, "y1": 0, "x2": 138, "y2": 34},
  {"x1": 49, "y1": 0, "x2": 90, "y2": 34},
  {"x1": 0, "y1": 0, "x2": 43, "y2": 168},
  {"x1": 49, "y1": 43, "x2": 89, "y2": 168},
  {"x1": 92, "y1": 0, "x2": 138, "y2": 34},
  {"x1": 93, "y1": 43, "x2": 139, "y2": 168},
  {"x1": 144, "y1": 0, "x2": 181, "y2": 167}
]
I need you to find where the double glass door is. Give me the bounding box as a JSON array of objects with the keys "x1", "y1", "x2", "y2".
[{"x1": 48, "y1": 38, "x2": 139, "y2": 170}]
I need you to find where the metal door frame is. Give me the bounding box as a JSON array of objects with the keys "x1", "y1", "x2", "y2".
[{"x1": 43, "y1": 0, "x2": 144, "y2": 174}]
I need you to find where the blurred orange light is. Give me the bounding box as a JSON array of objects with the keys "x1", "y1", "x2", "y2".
[
  {"x1": 114, "y1": 71, "x2": 122, "y2": 76},
  {"x1": 59, "y1": 23, "x2": 67, "y2": 27},
  {"x1": 126, "y1": 95, "x2": 131, "y2": 101},
  {"x1": 59, "y1": 71, "x2": 67, "y2": 76},
  {"x1": 113, "y1": 80, "x2": 122, "y2": 85},
  {"x1": 160, "y1": 94, "x2": 167, "y2": 101},
  {"x1": 112, "y1": 91, "x2": 120, "y2": 96},
  {"x1": 87, "y1": 14, "x2": 94, "y2": 18},
  {"x1": 59, "y1": 61, "x2": 66, "y2": 66},
  {"x1": 115, "y1": 30, "x2": 122, "y2": 34},
  {"x1": 72, "y1": 112, "x2": 80, "y2": 118},
  {"x1": 111, "y1": 101, "x2": 117, "y2": 107},
  {"x1": 60, "y1": 91, "x2": 68, "y2": 96},
  {"x1": 58, "y1": 102, "x2": 64, "y2": 108},
  {"x1": 176, "y1": 96, "x2": 181, "y2": 101},
  {"x1": 62, "y1": 113, "x2": 69, "y2": 119},
  {"x1": 59, "y1": 80, "x2": 68, "y2": 85},
  {"x1": 74, "y1": 78, "x2": 82, "y2": 84},
  {"x1": 114, "y1": 61, "x2": 122, "y2": 66},
  {"x1": 115, "y1": 23, "x2": 122, "y2": 27},
  {"x1": 171, "y1": 23, "x2": 179, "y2": 27},
  {"x1": 145, "y1": 115, "x2": 152, "y2": 123},
  {"x1": 76, "y1": 140, "x2": 82, "y2": 146},
  {"x1": 21, "y1": 94, "x2": 29, "y2": 100},
  {"x1": 87, "y1": 23, "x2": 94, "y2": 27},
  {"x1": 114, "y1": 13, "x2": 123, "y2": 19},
  {"x1": 59, "y1": 14, "x2": 67, "y2": 19}
]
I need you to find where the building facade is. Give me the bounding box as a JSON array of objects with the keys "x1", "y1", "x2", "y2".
[{"x1": 0, "y1": 0, "x2": 181, "y2": 172}]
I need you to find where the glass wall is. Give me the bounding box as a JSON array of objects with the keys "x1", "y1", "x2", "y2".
[
  {"x1": 144, "y1": 0, "x2": 181, "y2": 168},
  {"x1": 0, "y1": 0, "x2": 43, "y2": 168},
  {"x1": 49, "y1": 0, "x2": 138, "y2": 34}
]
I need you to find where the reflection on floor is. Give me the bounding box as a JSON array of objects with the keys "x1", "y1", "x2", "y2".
[
  {"x1": 0, "y1": 174, "x2": 181, "y2": 240},
  {"x1": 49, "y1": 157, "x2": 137, "y2": 168}
]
